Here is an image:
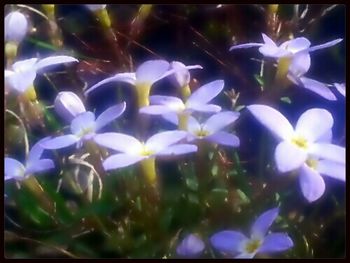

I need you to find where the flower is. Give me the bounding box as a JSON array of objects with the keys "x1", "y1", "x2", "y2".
[
  {"x1": 162, "y1": 111, "x2": 240, "y2": 147},
  {"x1": 5, "y1": 11, "x2": 29, "y2": 43},
  {"x1": 5, "y1": 56, "x2": 78, "y2": 96},
  {"x1": 54, "y1": 91, "x2": 86, "y2": 123},
  {"x1": 84, "y1": 60, "x2": 175, "y2": 107},
  {"x1": 41, "y1": 102, "x2": 126, "y2": 150},
  {"x1": 248, "y1": 105, "x2": 345, "y2": 202},
  {"x1": 169, "y1": 61, "x2": 203, "y2": 88},
  {"x1": 334, "y1": 82, "x2": 345, "y2": 97},
  {"x1": 93, "y1": 130, "x2": 197, "y2": 171},
  {"x1": 5, "y1": 137, "x2": 55, "y2": 181},
  {"x1": 176, "y1": 234, "x2": 205, "y2": 258},
  {"x1": 139, "y1": 80, "x2": 224, "y2": 115},
  {"x1": 210, "y1": 207, "x2": 293, "y2": 258},
  {"x1": 287, "y1": 51, "x2": 337, "y2": 100},
  {"x1": 230, "y1": 33, "x2": 342, "y2": 59}
]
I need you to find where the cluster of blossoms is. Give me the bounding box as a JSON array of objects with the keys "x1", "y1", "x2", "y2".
[{"x1": 4, "y1": 6, "x2": 345, "y2": 259}]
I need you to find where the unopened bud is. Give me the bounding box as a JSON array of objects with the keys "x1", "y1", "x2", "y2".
[
  {"x1": 54, "y1": 91, "x2": 86, "y2": 123},
  {"x1": 5, "y1": 11, "x2": 29, "y2": 43}
]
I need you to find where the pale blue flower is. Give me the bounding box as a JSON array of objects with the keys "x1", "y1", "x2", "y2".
[
  {"x1": 169, "y1": 61, "x2": 203, "y2": 88},
  {"x1": 54, "y1": 91, "x2": 86, "y2": 123},
  {"x1": 5, "y1": 11, "x2": 28, "y2": 43},
  {"x1": 176, "y1": 234, "x2": 205, "y2": 258}
]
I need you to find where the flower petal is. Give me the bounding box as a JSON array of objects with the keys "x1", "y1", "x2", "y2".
[
  {"x1": 162, "y1": 112, "x2": 179, "y2": 126},
  {"x1": 12, "y1": 58, "x2": 38, "y2": 72},
  {"x1": 229, "y1": 43, "x2": 263, "y2": 51},
  {"x1": 299, "y1": 77, "x2": 337, "y2": 101},
  {"x1": 5, "y1": 158, "x2": 25, "y2": 180},
  {"x1": 205, "y1": 132, "x2": 240, "y2": 147},
  {"x1": 176, "y1": 234, "x2": 205, "y2": 257},
  {"x1": 203, "y1": 111, "x2": 240, "y2": 133},
  {"x1": 170, "y1": 61, "x2": 203, "y2": 88},
  {"x1": 94, "y1": 133, "x2": 142, "y2": 154},
  {"x1": 27, "y1": 137, "x2": 52, "y2": 163},
  {"x1": 247, "y1": 105, "x2": 294, "y2": 141},
  {"x1": 40, "y1": 135, "x2": 80, "y2": 149},
  {"x1": 299, "y1": 164, "x2": 325, "y2": 202},
  {"x1": 187, "y1": 116, "x2": 201, "y2": 134},
  {"x1": 317, "y1": 160, "x2": 345, "y2": 181},
  {"x1": 70, "y1": 111, "x2": 96, "y2": 136},
  {"x1": 308, "y1": 38, "x2": 343, "y2": 52},
  {"x1": 187, "y1": 80, "x2": 224, "y2": 105},
  {"x1": 259, "y1": 45, "x2": 287, "y2": 58},
  {"x1": 334, "y1": 83, "x2": 345, "y2": 97},
  {"x1": 84, "y1": 73, "x2": 136, "y2": 95},
  {"x1": 150, "y1": 95, "x2": 185, "y2": 109},
  {"x1": 275, "y1": 141, "x2": 307, "y2": 173},
  {"x1": 25, "y1": 159, "x2": 54, "y2": 176},
  {"x1": 251, "y1": 207, "x2": 279, "y2": 238},
  {"x1": 280, "y1": 37, "x2": 311, "y2": 54},
  {"x1": 156, "y1": 144, "x2": 198, "y2": 156},
  {"x1": 103, "y1": 153, "x2": 146, "y2": 171},
  {"x1": 146, "y1": 130, "x2": 187, "y2": 153},
  {"x1": 295, "y1": 108, "x2": 334, "y2": 143},
  {"x1": 210, "y1": 231, "x2": 248, "y2": 255},
  {"x1": 95, "y1": 102, "x2": 126, "y2": 131},
  {"x1": 135, "y1": 60, "x2": 170, "y2": 84},
  {"x1": 289, "y1": 51, "x2": 311, "y2": 76},
  {"x1": 187, "y1": 103, "x2": 221, "y2": 113},
  {"x1": 258, "y1": 233, "x2": 294, "y2": 254},
  {"x1": 139, "y1": 105, "x2": 176, "y2": 115},
  {"x1": 35, "y1": 56, "x2": 78, "y2": 72},
  {"x1": 235, "y1": 252, "x2": 256, "y2": 259},
  {"x1": 6, "y1": 68, "x2": 36, "y2": 93},
  {"x1": 309, "y1": 143, "x2": 345, "y2": 164}
]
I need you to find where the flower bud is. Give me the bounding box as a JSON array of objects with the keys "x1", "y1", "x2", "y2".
[
  {"x1": 176, "y1": 234, "x2": 205, "y2": 258},
  {"x1": 170, "y1": 61, "x2": 191, "y2": 88},
  {"x1": 5, "y1": 11, "x2": 29, "y2": 43},
  {"x1": 54, "y1": 91, "x2": 86, "y2": 123}
]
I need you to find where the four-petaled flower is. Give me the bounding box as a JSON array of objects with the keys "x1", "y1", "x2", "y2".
[
  {"x1": 140, "y1": 80, "x2": 224, "y2": 116},
  {"x1": 248, "y1": 104, "x2": 345, "y2": 202},
  {"x1": 162, "y1": 111, "x2": 240, "y2": 147},
  {"x1": 93, "y1": 130, "x2": 197, "y2": 171},
  {"x1": 176, "y1": 234, "x2": 205, "y2": 258},
  {"x1": 5, "y1": 137, "x2": 55, "y2": 181},
  {"x1": 5, "y1": 56, "x2": 78, "y2": 96},
  {"x1": 41, "y1": 102, "x2": 126, "y2": 150},
  {"x1": 210, "y1": 207, "x2": 293, "y2": 258}
]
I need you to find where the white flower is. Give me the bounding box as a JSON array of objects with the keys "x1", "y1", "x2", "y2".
[{"x1": 5, "y1": 11, "x2": 29, "y2": 43}]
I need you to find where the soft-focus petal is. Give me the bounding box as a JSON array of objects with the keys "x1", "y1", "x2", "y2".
[
  {"x1": 309, "y1": 143, "x2": 345, "y2": 164},
  {"x1": 235, "y1": 252, "x2": 256, "y2": 259},
  {"x1": 135, "y1": 60, "x2": 170, "y2": 84},
  {"x1": 146, "y1": 130, "x2": 187, "y2": 153},
  {"x1": 247, "y1": 105, "x2": 294, "y2": 141},
  {"x1": 85, "y1": 4, "x2": 106, "y2": 11},
  {"x1": 299, "y1": 77, "x2": 337, "y2": 101},
  {"x1": 162, "y1": 112, "x2": 179, "y2": 126},
  {"x1": 203, "y1": 111, "x2": 240, "y2": 133},
  {"x1": 259, "y1": 45, "x2": 287, "y2": 58},
  {"x1": 170, "y1": 61, "x2": 202, "y2": 88},
  {"x1": 317, "y1": 129, "x2": 332, "y2": 143},
  {"x1": 205, "y1": 132, "x2": 240, "y2": 147},
  {"x1": 334, "y1": 83, "x2": 346, "y2": 97},
  {"x1": 289, "y1": 51, "x2": 311, "y2": 76},
  {"x1": 187, "y1": 80, "x2": 224, "y2": 105},
  {"x1": 5, "y1": 11, "x2": 28, "y2": 43},
  {"x1": 94, "y1": 133, "x2": 142, "y2": 154},
  {"x1": 70, "y1": 111, "x2": 96, "y2": 136},
  {"x1": 176, "y1": 234, "x2": 205, "y2": 257},
  {"x1": 187, "y1": 103, "x2": 221, "y2": 113},
  {"x1": 25, "y1": 159, "x2": 54, "y2": 176},
  {"x1": 299, "y1": 164, "x2": 326, "y2": 202},
  {"x1": 12, "y1": 58, "x2": 38, "y2": 72},
  {"x1": 140, "y1": 105, "x2": 177, "y2": 115},
  {"x1": 103, "y1": 153, "x2": 146, "y2": 171},
  {"x1": 317, "y1": 160, "x2": 345, "y2": 181},
  {"x1": 258, "y1": 233, "x2": 293, "y2": 254},
  {"x1": 5, "y1": 158, "x2": 25, "y2": 180},
  {"x1": 280, "y1": 37, "x2": 311, "y2": 54},
  {"x1": 150, "y1": 95, "x2": 185, "y2": 110},
  {"x1": 262, "y1": 33, "x2": 276, "y2": 46},
  {"x1": 27, "y1": 137, "x2": 52, "y2": 163},
  {"x1": 95, "y1": 102, "x2": 126, "y2": 131},
  {"x1": 308, "y1": 38, "x2": 343, "y2": 52},
  {"x1": 54, "y1": 91, "x2": 86, "y2": 123},
  {"x1": 6, "y1": 68, "x2": 36, "y2": 93},
  {"x1": 85, "y1": 72, "x2": 136, "y2": 95},
  {"x1": 35, "y1": 56, "x2": 78, "y2": 72},
  {"x1": 251, "y1": 207, "x2": 279, "y2": 238},
  {"x1": 40, "y1": 135, "x2": 80, "y2": 149},
  {"x1": 275, "y1": 141, "x2": 307, "y2": 173},
  {"x1": 156, "y1": 144, "x2": 198, "y2": 156},
  {"x1": 295, "y1": 108, "x2": 334, "y2": 143},
  {"x1": 210, "y1": 231, "x2": 248, "y2": 255},
  {"x1": 229, "y1": 43, "x2": 263, "y2": 51},
  {"x1": 187, "y1": 116, "x2": 201, "y2": 134}
]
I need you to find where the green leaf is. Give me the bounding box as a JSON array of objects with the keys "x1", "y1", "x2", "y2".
[
  {"x1": 185, "y1": 177, "x2": 198, "y2": 192},
  {"x1": 280, "y1": 96, "x2": 292, "y2": 104},
  {"x1": 254, "y1": 74, "x2": 264, "y2": 86}
]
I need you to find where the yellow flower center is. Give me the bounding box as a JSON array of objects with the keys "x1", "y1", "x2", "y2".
[
  {"x1": 23, "y1": 85, "x2": 37, "y2": 101},
  {"x1": 245, "y1": 239, "x2": 262, "y2": 254},
  {"x1": 195, "y1": 129, "x2": 209, "y2": 138},
  {"x1": 78, "y1": 127, "x2": 95, "y2": 138},
  {"x1": 291, "y1": 135, "x2": 309, "y2": 150},
  {"x1": 139, "y1": 144, "x2": 154, "y2": 156}
]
